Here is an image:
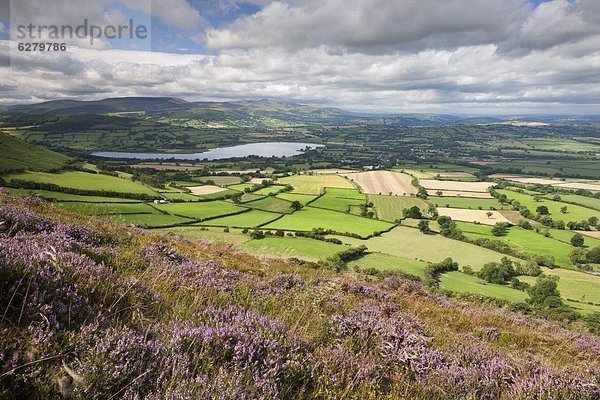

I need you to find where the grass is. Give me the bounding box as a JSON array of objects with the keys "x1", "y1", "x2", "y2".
[
  {"x1": 153, "y1": 200, "x2": 243, "y2": 220},
  {"x1": 548, "y1": 193, "x2": 600, "y2": 211},
  {"x1": 427, "y1": 196, "x2": 507, "y2": 210},
  {"x1": 310, "y1": 188, "x2": 365, "y2": 213},
  {"x1": 368, "y1": 195, "x2": 429, "y2": 221},
  {"x1": 276, "y1": 193, "x2": 318, "y2": 205},
  {"x1": 106, "y1": 213, "x2": 193, "y2": 228},
  {"x1": 253, "y1": 185, "x2": 288, "y2": 196},
  {"x1": 199, "y1": 189, "x2": 240, "y2": 200},
  {"x1": 333, "y1": 226, "x2": 514, "y2": 270},
  {"x1": 278, "y1": 175, "x2": 355, "y2": 194},
  {"x1": 228, "y1": 183, "x2": 256, "y2": 192},
  {"x1": 519, "y1": 267, "x2": 600, "y2": 305},
  {"x1": 158, "y1": 226, "x2": 250, "y2": 245},
  {"x1": 4, "y1": 188, "x2": 141, "y2": 203},
  {"x1": 200, "y1": 209, "x2": 281, "y2": 228},
  {"x1": 348, "y1": 252, "x2": 428, "y2": 277},
  {"x1": 56, "y1": 202, "x2": 154, "y2": 215},
  {"x1": 263, "y1": 207, "x2": 394, "y2": 238},
  {"x1": 440, "y1": 271, "x2": 528, "y2": 302},
  {"x1": 193, "y1": 176, "x2": 242, "y2": 186},
  {"x1": 497, "y1": 189, "x2": 599, "y2": 222},
  {"x1": 160, "y1": 192, "x2": 201, "y2": 201},
  {"x1": 244, "y1": 196, "x2": 294, "y2": 213},
  {"x1": 4, "y1": 171, "x2": 158, "y2": 195},
  {"x1": 243, "y1": 236, "x2": 347, "y2": 262},
  {"x1": 0, "y1": 132, "x2": 70, "y2": 172}
]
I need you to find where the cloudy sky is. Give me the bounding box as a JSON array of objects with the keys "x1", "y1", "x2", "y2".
[{"x1": 1, "y1": 0, "x2": 600, "y2": 114}]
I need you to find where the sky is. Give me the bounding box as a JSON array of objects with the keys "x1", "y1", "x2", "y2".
[{"x1": 0, "y1": 0, "x2": 599, "y2": 114}]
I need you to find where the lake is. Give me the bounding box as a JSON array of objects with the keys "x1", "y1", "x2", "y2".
[{"x1": 91, "y1": 142, "x2": 324, "y2": 160}]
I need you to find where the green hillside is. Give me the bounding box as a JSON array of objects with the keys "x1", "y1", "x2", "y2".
[{"x1": 0, "y1": 132, "x2": 70, "y2": 172}]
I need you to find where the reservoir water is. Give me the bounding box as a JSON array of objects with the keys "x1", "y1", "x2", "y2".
[{"x1": 91, "y1": 142, "x2": 324, "y2": 160}]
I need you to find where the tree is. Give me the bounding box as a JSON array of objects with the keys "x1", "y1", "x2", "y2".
[
  {"x1": 588, "y1": 216, "x2": 598, "y2": 227},
  {"x1": 560, "y1": 206, "x2": 568, "y2": 214},
  {"x1": 435, "y1": 190, "x2": 443, "y2": 197},
  {"x1": 486, "y1": 211, "x2": 493, "y2": 218},
  {"x1": 536, "y1": 205, "x2": 549, "y2": 215},
  {"x1": 403, "y1": 206, "x2": 423, "y2": 219},
  {"x1": 519, "y1": 220, "x2": 533, "y2": 230},
  {"x1": 570, "y1": 233, "x2": 585, "y2": 247},
  {"x1": 570, "y1": 248, "x2": 588, "y2": 264},
  {"x1": 586, "y1": 246, "x2": 600, "y2": 263},
  {"x1": 418, "y1": 220, "x2": 431, "y2": 234},
  {"x1": 491, "y1": 222, "x2": 509, "y2": 237},
  {"x1": 290, "y1": 200, "x2": 302, "y2": 211},
  {"x1": 477, "y1": 258, "x2": 516, "y2": 284},
  {"x1": 527, "y1": 276, "x2": 562, "y2": 307}
]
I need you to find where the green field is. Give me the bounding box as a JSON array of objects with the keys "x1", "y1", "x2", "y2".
[
  {"x1": 159, "y1": 226, "x2": 249, "y2": 245},
  {"x1": 227, "y1": 183, "x2": 256, "y2": 192},
  {"x1": 440, "y1": 271, "x2": 528, "y2": 302},
  {"x1": 497, "y1": 189, "x2": 599, "y2": 222},
  {"x1": 200, "y1": 209, "x2": 281, "y2": 228},
  {"x1": 199, "y1": 189, "x2": 240, "y2": 200},
  {"x1": 457, "y1": 223, "x2": 580, "y2": 268},
  {"x1": 276, "y1": 192, "x2": 318, "y2": 205},
  {"x1": 348, "y1": 252, "x2": 428, "y2": 277},
  {"x1": 310, "y1": 188, "x2": 365, "y2": 213},
  {"x1": 4, "y1": 171, "x2": 158, "y2": 196},
  {"x1": 244, "y1": 196, "x2": 294, "y2": 213},
  {"x1": 278, "y1": 174, "x2": 355, "y2": 194},
  {"x1": 427, "y1": 196, "x2": 507, "y2": 210},
  {"x1": 243, "y1": 236, "x2": 348, "y2": 262},
  {"x1": 193, "y1": 176, "x2": 242, "y2": 186},
  {"x1": 263, "y1": 207, "x2": 394, "y2": 238},
  {"x1": 107, "y1": 213, "x2": 193, "y2": 228},
  {"x1": 334, "y1": 226, "x2": 514, "y2": 269},
  {"x1": 5, "y1": 188, "x2": 141, "y2": 203},
  {"x1": 153, "y1": 200, "x2": 242, "y2": 220},
  {"x1": 0, "y1": 132, "x2": 70, "y2": 172},
  {"x1": 549, "y1": 193, "x2": 600, "y2": 211},
  {"x1": 368, "y1": 195, "x2": 429, "y2": 221},
  {"x1": 253, "y1": 185, "x2": 288, "y2": 196},
  {"x1": 56, "y1": 202, "x2": 153, "y2": 215},
  {"x1": 160, "y1": 192, "x2": 201, "y2": 201},
  {"x1": 521, "y1": 138, "x2": 600, "y2": 153}
]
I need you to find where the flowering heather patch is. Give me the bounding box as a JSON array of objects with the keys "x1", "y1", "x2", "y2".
[{"x1": 1, "y1": 195, "x2": 599, "y2": 399}]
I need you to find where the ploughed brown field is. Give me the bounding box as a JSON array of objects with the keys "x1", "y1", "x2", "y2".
[
  {"x1": 419, "y1": 180, "x2": 494, "y2": 192},
  {"x1": 437, "y1": 207, "x2": 513, "y2": 225},
  {"x1": 425, "y1": 190, "x2": 494, "y2": 198},
  {"x1": 342, "y1": 170, "x2": 417, "y2": 195},
  {"x1": 186, "y1": 185, "x2": 227, "y2": 195}
]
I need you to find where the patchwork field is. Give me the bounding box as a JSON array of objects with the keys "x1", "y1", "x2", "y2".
[
  {"x1": 368, "y1": 195, "x2": 429, "y2": 221},
  {"x1": 309, "y1": 188, "x2": 365, "y2": 212},
  {"x1": 186, "y1": 185, "x2": 228, "y2": 195},
  {"x1": 243, "y1": 236, "x2": 347, "y2": 262},
  {"x1": 276, "y1": 192, "x2": 318, "y2": 205},
  {"x1": 419, "y1": 180, "x2": 494, "y2": 192},
  {"x1": 347, "y1": 252, "x2": 428, "y2": 277},
  {"x1": 496, "y1": 189, "x2": 600, "y2": 222},
  {"x1": 244, "y1": 196, "x2": 294, "y2": 213},
  {"x1": 253, "y1": 185, "x2": 287, "y2": 196},
  {"x1": 440, "y1": 271, "x2": 528, "y2": 303},
  {"x1": 278, "y1": 174, "x2": 355, "y2": 194},
  {"x1": 4, "y1": 171, "x2": 158, "y2": 195},
  {"x1": 200, "y1": 209, "x2": 280, "y2": 228},
  {"x1": 425, "y1": 190, "x2": 494, "y2": 198},
  {"x1": 5, "y1": 188, "x2": 141, "y2": 203},
  {"x1": 427, "y1": 196, "x2": 507, "y2": 209},
  {"x1": 309, "y1": 168, "x2": 357, "y2": 174},
  {"x1": 153, "y1": 200, "x2": 242, "y2": 220},
  {"x1": 334, "y1": 226, "x2": 513, "y2": 269},
  {"x1": 437, "y1": 208, "x2": 513, "y2": 225},
  {"x1": 342, "y1": 170, "x2": 417, "y2": 195},
  {"x1": 502, "y1": 176, "x2": 600, "y2": 191},
  {"x1": 263, "y1": 207, "x2": 394, "y2": 238}
]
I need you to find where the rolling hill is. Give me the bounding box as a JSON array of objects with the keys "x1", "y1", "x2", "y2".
[{"x1": 0, "y1": 132, "x2": 70, "y2": 172}]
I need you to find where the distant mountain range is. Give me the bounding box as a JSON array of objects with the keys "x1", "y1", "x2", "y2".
[{"x1": 2, "y1": 97, "x2": 600, "y2": 126}]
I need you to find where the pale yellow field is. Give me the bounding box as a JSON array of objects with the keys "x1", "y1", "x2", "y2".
[
  {"x1": 504, "y1": 177, "x2": 561, "y2": 185},
  {"x1": 342, "y1": 171, "x2": 417, "y2": 195},
  {"x1": 248, "y1": 177, "x2": 273, "y2": 184},
  {"x1": 433, "y1": 172, "x2": 475, "y2": 178},
  {"x1": 131, "y1": 163, "x2": 205, "y2": 171},
  {"x1": 437, "y1": 207, "x2": 512, "y2": 225},
  {"x1": 309, "y1": 168, "x2": 357, "y2": 174},
  {"x1": 186, "y1": 185, "x2": 228, "y2": 195},
  {"x1": 278, "y1": 174, "x2": 355, "y2": 194},
  {"x1": 555, "y1": 182, "x2": 600, "y2": 191},
  {"x1": 577, "y1": 230, "x2": 600, "y2": 239},
  {"x1": 419, "y1": 180, "x2": 494, "y2": 192},
  {"x1": 425, "y1": 190, "x2": 494, "y2": 198}
]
